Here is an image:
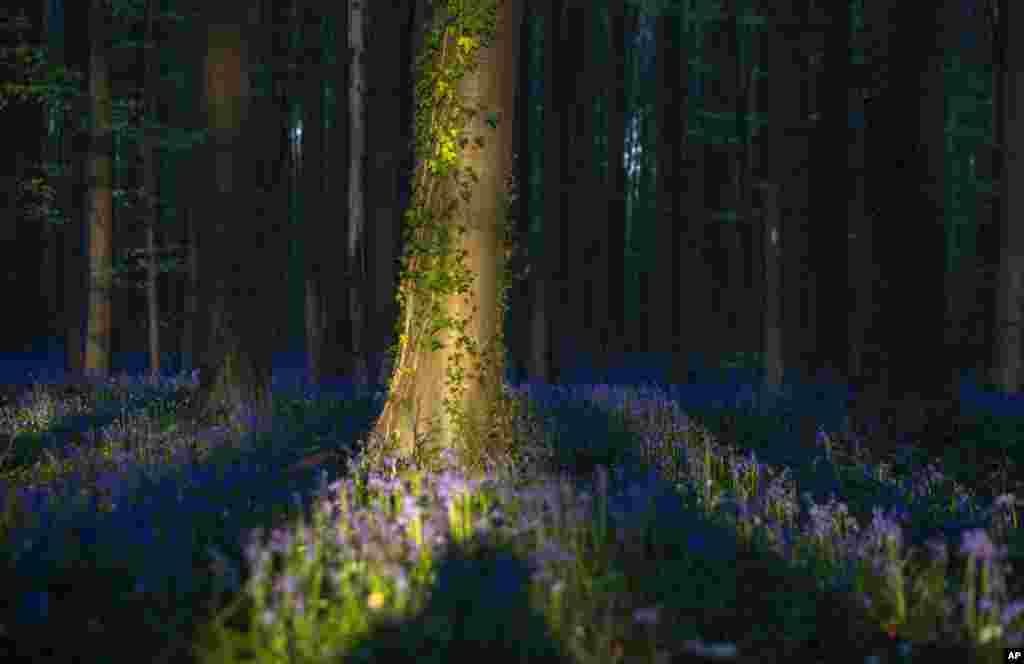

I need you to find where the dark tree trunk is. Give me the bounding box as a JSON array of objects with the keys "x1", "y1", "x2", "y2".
[
  {"x1": 808, "y1": 0, "x2": 852, "y2": 384},
  {"x1": 863, "y1": 0, "x2": 960, "y2": 458}
]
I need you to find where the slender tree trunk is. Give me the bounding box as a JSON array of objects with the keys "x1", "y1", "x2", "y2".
[
  {"x1": 366, "y1": 0, "x2": 409, "y2": 389},
  {"x1": 134, "y1": 0, "x2": 163, "y2": 379},
  {"x1": 992, "y1": 0, "x2": 1021, "y2": 393},
  {"x1": 301, "y1": 0, "x2": 327, "y2": 385},
  {"x1": 346, "y1": 0, "x2": 368, "y2": 388},
  {"x1": 652, "y1": 5, "x2": 683, "y2": 380},
  {"x1": 809, "y1": 0, "x2": 851, "y2": 384},
  {"x1": 39, "y1": 0, "x2": 60, "y2": 346},
  {"x1": 509, "y1": 0, "x2": 532, "y2": 386},
  {"x1": 759, "y1": 182, "x2": 783, "y2": 409},
  {"x1": 578, "y1": 3, "x2": 607, "y2": 380},
  {"x1": 84, "y1": 0, "x2": 113, "y2": 378},
  {"x1": 535, "y1": 0, "x2": 567, "y2": 385},
  {"x1": 562, "y1": 1, "x2": 593, "y2": 379},
  {"x1": 60, "y1": 0, "x2": 89, "y2": 376}
]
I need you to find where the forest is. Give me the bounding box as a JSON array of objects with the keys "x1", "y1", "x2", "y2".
[
  {"x1": 0, "y1": 0, "x2": 1023, "y2": 663},
  {"x1": 0, "y1": 0, "x2": 1018, "y2": 452}
]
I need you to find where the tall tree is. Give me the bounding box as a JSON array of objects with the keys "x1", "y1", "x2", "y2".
[
  {"x1": 365, "y1": 0, "x2": 412, "y2": 388},
  {"x1": 808, "y1": 0, "x2": 852, "y2": 383},
  {"x1": 137, "y1": 0, "x2": 163, "y2": 378},
  {"x1": 864, "y1": 0, "x2": 960, "y2": 455},
  {"x1": 564, "y1": 0, "x2": 596, "y2": 379},
  {"x1": 301, "y1": 0, "x2": 328, "y2": 384},
  {"x1": 507, "y1": 0, "x2": 533, "y2": 386},
  {"x1": 651, "y1": 0, "x2": 685, "y2": 380},
  {"x1": 603, "y1": 0, "x2": 628, "y2": 373},
  {"x1": 760, "y1": 0, "x2": 811, "y2": 401},
  {"x1": 346, "y1": 0, "x2": 368, "y2": 387},
  {"x1": 539, "y1": 0, "x2": 568, "y2": 385},
  {"x1": 992, "y1": 0, "x2": 1021, "y2": 393},
  {"x1": 84, "y1": 0, "x2": 114, "y2": 377},
  {"x1": 728, "y1": 0, "x2": 763, "y2": 365},
  {"x1": 574, "y1": 2, "x2": 607, "y2": 379},
  {"x1": 1, "y1": 3, "x2": 49, "y2": 354},
  {"x1": 846, "y1": 5, "x2": 874, "y2": 388},
  {"x1": 370, "y1": 0, "x2": 523, "y2": 477},
  {"x1": 174, "y1": 3, "x2": 211, "y2": 375},
  {"x1": 189, "y1": 0, "x2": 277, "y2": 427},
  {"x1": 700, "y1": 1, "x2": 747, "y2": 366},
  {"x1": 60, "y1": 0, "x2": 90, "y2": 375},
  {"x1": 38, "y1": 0, "x2": 62, "y2": 346}
]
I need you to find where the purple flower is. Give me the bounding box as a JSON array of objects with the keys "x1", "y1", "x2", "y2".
[
  {"x1": 1004, "y1": 601, "x2": 1024, "y2": 626},
  {"x1": 960, "y1": 529, "x2": 997, "y2": 561},
  {"x1": 633, "y1": 606, "x2": 660, "y2": 625}
]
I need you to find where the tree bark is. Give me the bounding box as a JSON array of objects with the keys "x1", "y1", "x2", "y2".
[
  {"x1": 992, "y1": 0, "x2": 1021, "y2": 393},
  {"x1": 809, "y1": 0, "x2": 852, "y2": 384},
  {"x1": 345, "y1": 0, "x2": 369, "y2": 388},
  {"x1": 864, "y1": 0, "x2": 960, "y2": 457},
  {"x1": 189, "y1": 0, "x2": 277, "y2": 429},
  {"x1": 370, "y1": 0, "x2": 523, "y2": 477},
  {"x1": 301, "y1": 0, "x2": 327, "y2": 385},
  {"x1": 542, "y1": 0, "x2": 569, "y2": 385},
  {"x1": 84, "y1": 0, "x2": 113, "y2": 378},
  {"x1": 365, "y1": 0, "x2": 410, "y2": 388}
]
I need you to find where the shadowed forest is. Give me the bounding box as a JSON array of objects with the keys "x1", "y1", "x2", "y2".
[{"x1": 1, "y1": 1, "x2": 1024, "y2": 663}]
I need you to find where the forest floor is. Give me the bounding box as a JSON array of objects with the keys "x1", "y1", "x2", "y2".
[{"x1": 0, "y1": 354, "x2": 1021, "y2": 663}]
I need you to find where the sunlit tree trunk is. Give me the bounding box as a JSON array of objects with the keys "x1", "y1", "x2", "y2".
[
  {"x1": 371, "y1": 0, "x2": 523, "y2": 476},
  {"x1": 84, "y1": 0, "x2": 113, "y2": 378}
]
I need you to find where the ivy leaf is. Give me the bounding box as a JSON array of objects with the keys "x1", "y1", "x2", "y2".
[{"x1": 485, "y1": 111, "x2": 499, "y2": 130}]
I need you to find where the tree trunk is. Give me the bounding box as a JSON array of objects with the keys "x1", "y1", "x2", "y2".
[
  {"x1": 61, "y1": 0, "x2": 90, "y2": 376},
  {"x1": 866, "y1": 0, "x2": 960, "y2": 457},
  {"x1": 808, "y1": 0, "x2": 851, "y2": 384},
  {"x1": 538, "y1": 0, "x2": 567, "y2": 385},
  {"x1": 190, "y1": 1, "x2": 277, "y2": 429},
  {"x1": 992, "y1": 0, "x2": 1021, "y2": 393},
  {"x1": 370, "y1": 0, "x2": 523, "y2": 479},
  {"x1": 578, "y1": 3, "x2": 607, "y2": 380},
  {"x1": 652, "y1": 5, "x2": 683, "y2": 380},
  {"x1": 136, "y1": 0, "x2": 162, "y2": 380},
  {"x1": 759, "y1": 182, "x2": 783, "y2": 410},
  {"x1": 84, "y1": 0, "x2": 113, "y2": 378},
  {"x1": 366, "y1": 0, "x2": 410, "y2": 388},
  {"x1": 301, "y1": 0, "x2": 327, "y2": 385},
  {"x1": 563, "y1": 1, "x2": 594, "y2": 379},
  {"x1": 346, "y1": 0, "x2": 368, "y2": 388}
]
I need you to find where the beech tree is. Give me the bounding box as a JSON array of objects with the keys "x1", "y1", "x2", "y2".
[
  {"x1": 83, "y1": 0, "x2": 114, "y2": 377},
  {"x1": 188, "y1": 0, "x2": 279, "y2": 427},
  {"x1": 367, "y1": 0, "x2": 524, "y2": 480},
  {"x1": 992, "y1": 0, "x2": 1021, "y2": 393}
]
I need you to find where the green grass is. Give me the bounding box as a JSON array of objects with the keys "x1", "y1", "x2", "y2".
[{"x1": 0, "y1": 366, "x2": 1021, "y2": 663}]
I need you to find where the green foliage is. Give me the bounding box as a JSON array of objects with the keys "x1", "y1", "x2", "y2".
[{"x1": 375, "y1": 0, "x2": 526, "y2": 478}]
